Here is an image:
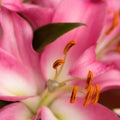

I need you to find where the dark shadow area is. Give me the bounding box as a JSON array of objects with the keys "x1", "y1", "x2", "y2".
[
  {"x1": 99, "y1": 89, "x2": 120, "y2": 109},
  {"x1": 0, "y1": 101, "x2": 13, "y2": 109}
]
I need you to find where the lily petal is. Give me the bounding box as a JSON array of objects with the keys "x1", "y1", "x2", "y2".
[
  {"x1": 50, "y1": 97, "x2": 120, "y2": 120},
  {"x1": 22, "y1": 4, "x2": 54, "y2": 29},
  {"x1": 101, "y1": 52, "x2": 120, "y2": 70},
  {"x1": 106, "y1": 0, "x2": 120, "y2": 10},
  {"x1": 0, "y1": 8, "x2": 44, "y2": 90},
  {"x1": 52, "y1": 0, "x2": 106, "y2": 55},
  {"x1": 1, "y1": 0, "x2": 23, "y2": 11},
  {"x1": 0, "y1": 103, "x2": 33, "y2": 120},
  {"x1": 0, "y1": 48, "x2": 38, "y2": 101},
  {"x1": 0, "y1": 8, "x2": 39, "y2": 69},
  {"x1": 95, "y1": 69, "x2": 120, "y2": 92},
  {"x1": 31, "y1": 0, "x2": 61, "y2": 8},
  {"x1": 69, "y1": 46, "x2": 111, "y2": 78},
  {"x1": 33, "y1": 107, "x2": 57, "y2": 120}
]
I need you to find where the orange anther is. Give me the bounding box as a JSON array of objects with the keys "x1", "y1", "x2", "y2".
[
  {"x1": 83, "y1": 71, "x2": 100, "y2": 106},
  {"x1": 70, "y1": 86, "x2": 78, "y2": 103},
  {"x1": 92, "y1": 84, "x2": 100, "y2": 104},
  {"x1": 116, "y1": 46, "x2": 120, "y2": 52},
  {"x1": 113, "y1": 11, "x2": 119, "y2": 27},
  {"x1": 53, "y1": 59, "x2": 64, "y2": 69},
  {"x1": 106, "y1": 11, "x2": 119, "y2": 35},
  {"x1": 64, "y1": 40, "x2": 77, "y2": 55},
  {"x1": 115, "y1": 42, "x2": 120, "y2": 52},
  {"x1": 83, "y1": 85, "x2": 93, "y2": 106},
  {"x1": 86, "y1": 71, "x2": 93, "y2": 89}
]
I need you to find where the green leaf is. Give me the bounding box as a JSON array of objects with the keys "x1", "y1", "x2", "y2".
[
  {"x1": 32, "y1": 23, "x2": 85, "y2": 52},
  {"x1": 23, "y1": 0, "x2": 29, "y2": 2}
]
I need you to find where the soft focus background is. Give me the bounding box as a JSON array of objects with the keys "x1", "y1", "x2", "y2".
[{"x1": 99, "y1": 89, "x2": 120, "y2": 117}]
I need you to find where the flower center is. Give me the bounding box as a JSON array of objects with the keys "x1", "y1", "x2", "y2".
[{"x1": 45, "y1": 40, "x2": 100, "y2": 107}]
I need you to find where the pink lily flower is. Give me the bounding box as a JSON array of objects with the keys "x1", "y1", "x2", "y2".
[
  {"x1": 96, "y1": 0, "x2": 120, "y2": 70},
  {"x1": 21, "y1": 0, "x2": 120, "y2": 94},
  {"x1": 0, "y1": 2, "x2": 120, "y2": 120}
]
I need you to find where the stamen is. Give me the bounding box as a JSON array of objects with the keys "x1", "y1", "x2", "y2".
[
  {"x1": 70, "y1": 86, "x2": 78, "y2": 103},
  {"x1": 53, "y1": 59, "x2": 64, "y2": 69},
  {"x1": 113, "y1": 11, "x2": 119, "y2": 27},
  {"x1": 64, "y1": 40, "x2": 77, "y2": 55},
  {"x1": 85, "y1": 71, "x2": 93, "y2": 89},
  {"x1": 115, "y1": 42, "x2": 120, "y2": 52},
  {"x1": 83, "y1": 84, "x2": 100, "y2": 106},
  {"x1": 106, "y1": 11, "x2": 119, "y2": 35},
  {"x1": 92, "y1": 84, "x2": 100, "y2": 104},
  {"x1": 83, "y1": 71, "x2": 100, "y2": 106},
  {"x1": 83, "y1": 85, "x2": 93, "y2": 106}
]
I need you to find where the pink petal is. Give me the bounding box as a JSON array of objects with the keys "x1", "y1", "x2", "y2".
[
  {"x1": 1, "y1": 0, "x2": 23, "y2": 11},
  {"x1": 52, "y1": 0, "x2": 107, "y2": 55},
  {"x1": 22, "y1": 4, "x2": 54, "y2": 29},
  {"x1": 50, "y1": 97, "x2": 120, "y2": 120},
  {"x1": 33, "y1": 107, "x2": 57, "y2": 120},
  {"x1": 0, "y1": 48, "x2": 38, "y2": 101},
  {"x1": 95, "y1": 69, "x2": 120, "y2": 92},
  {"x1": 31, "y1": 0, "x2": 61, "y2": 8},
  {"x1": 106, "y1": 0, "x2": 120, "y2": 10},
  {"x1": 40, "y1": 0, "x2": 107, "y2": 80},
  {"x1": 101, "y1": 52, "x2": 120, "y2": 70},
  {"x1": 69, "y1": 46, "x2": 111, "y2": 78},
  {"x1": 0, "y1": 8, "x2": 44, "y2": 90},
  {"x1": 0, "y1": 8, "x2": 38, "y2": 68},
  {"x1": 0, "y1": 103, "x2": 33, "y2": 120}
]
